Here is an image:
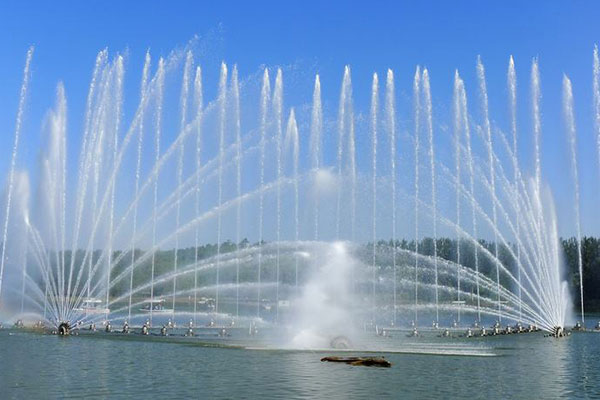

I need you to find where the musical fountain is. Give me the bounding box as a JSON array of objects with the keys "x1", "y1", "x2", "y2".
[{"x1": 0, "y1": 43, "x2": 585, "y2": 350}]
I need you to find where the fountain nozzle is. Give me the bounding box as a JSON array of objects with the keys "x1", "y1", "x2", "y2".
[
  {"x1": 552, "y1": 326, "x2": 565, "y2": 338},
  {"x1": 57, "y1": 322, "x2": 70, "y2": 336}
]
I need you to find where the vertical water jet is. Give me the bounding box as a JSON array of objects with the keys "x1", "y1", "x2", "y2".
[
  {"x1": 0, "y1": 47, "x2": 33, "y2": 300},
  {"x1": 453, "y1": 70, "x2": 462, "y2": 325},
  {"x1": 150, "y1": 58, "x2": 166, "y2": 326},
  {"x1": 193, "y1": 65, "x2": 203, "y2": 325},
  {"x1": 370, "y1": 72, "x2": 378, "y2": 322},
  {"x1": 232, "y1": 65, "x2": 241, "y2": 318},
  {"x1": 273, "y1": 69, "x2": 283, "y2": 320},
  {"x1": 477, "y1": 56, "x2": 501, "y2": 321},
  {"x1": 422, "y1": 69, "x2": 438, "y2": 325},
  {"x1": 105, "y1": 56, "x2": 124, "y2": 321},
  {"x1": 385, "y1": 69, "x2": 397, "y2": 325},
  {"x1": 69, "y1": 49, "x2": 107, "y2": 310},
  {"x1": 172, "y1": 51, "x2": 193, "y2": 320},
  {"x1": 216, "y1": 62, "x2": 228, "y2": 315},
  {"x1": 456, "y1": 72, "x2": 481, "y2": 321},
  {"x1": 563, "y1": 75, "x2": 584, "y2": 323},
  {"x1": 413, "y1": 66, "x2": 421, "y2": 327},
  {"x1": 348, "y1": 87, "x2": 356, "y2": 242},
  {"x1": 508, "y1": 56, "x2": 522, "y2": 322},
  {"x1": 310, "y1": 75, "x2": 322, "y2": 241},
  {"x1": 336, "y1": 66, "x2": 352, "y2": 239},
  {"x1": 531, "y1": 60, "x2": 543, "y2": 231},
  {"x1": 128, "y1": 51, "x2": 151, "y2": 322},
  {"x1": 257, "y1": 68, "x2": 270, "y2": 318},
  {"x1": 286, "y1": 109, "x2": 300, "y2": 290}
]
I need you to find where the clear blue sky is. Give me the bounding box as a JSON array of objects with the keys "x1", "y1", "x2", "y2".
[{"x1": 0, "y1": 0, "x2": 599, "y2": 238}]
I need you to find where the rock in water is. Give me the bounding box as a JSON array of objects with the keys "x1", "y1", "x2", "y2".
[{"x1": 320, "y1": 356, "x2": 391, "y2": 368}]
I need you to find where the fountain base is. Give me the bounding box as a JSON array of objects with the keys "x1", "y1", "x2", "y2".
[
  {"x1": 57, "y1": 322, "x2": 70, "y2": 336},
  {"x1": 552, "y1": 326, "x2": 566, "y2": 338}
]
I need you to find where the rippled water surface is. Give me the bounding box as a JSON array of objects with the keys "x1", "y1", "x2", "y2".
[{"x1": 1, "y1": 323, "x2": 599, "y2": 399}]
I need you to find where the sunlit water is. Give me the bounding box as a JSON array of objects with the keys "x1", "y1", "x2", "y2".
[{"x1": 1, "y1": 317, "x2": 599, "y2": 399}]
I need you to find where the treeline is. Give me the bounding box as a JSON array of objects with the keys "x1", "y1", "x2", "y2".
[
  {"x1": 53, "y1": 239, "x2": 259, "y2": 301},
  {"x1": 34, "y1": 236, "x2": 600, "y2": 312},
  {"x1": 367, "y1": 236, "x2": 600, "y2": 313},
  {"x1": 562, "y1": 237, "x2": 600, "y2": 312}
]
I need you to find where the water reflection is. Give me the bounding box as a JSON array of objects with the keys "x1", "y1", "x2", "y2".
[{"x1": 0, "y1": 325, "x2": 599, "y2": 398}]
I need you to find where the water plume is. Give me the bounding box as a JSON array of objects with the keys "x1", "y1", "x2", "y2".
[
  {"x1": 508, "y1": 55, "x2": 522, "y2": 321},
  {"x1": 257, "y1": 68, "x2": 270, "y2": 318},
  {"x1": 0, "y1": 47, "x2": 33, "y2": 300},
  {"x1": 413, "y1": 66, "x2": 421, "y2": 326},
  {"x1": 477, "y1": 56, "x2": 501, "y2": 321},
  {"x1": 562, "y1": 75, "x2": 584, "y2": 323},
  {"x1": 422, "y1": 68, "x2": 438, "y2": 324},
  {"x1": 289, "y1": 242, "x2": 356, "y2": 349},
  {"x1": 216, "y1": 61, "x2": 228, "y2": 313},
  {"x1": 385, "y1": 69, "x2": 397, "y2": 324},
  {"x1": 310, "y1": 75, "x2": 322, "y2": 240},
  {"x1": 370, "y1": 72, "x2": 378, "y2": 320}
]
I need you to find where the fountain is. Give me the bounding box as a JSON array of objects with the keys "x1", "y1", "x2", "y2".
[{"x1": 0, "y1": 42, "x2": 581, "y2": 349}]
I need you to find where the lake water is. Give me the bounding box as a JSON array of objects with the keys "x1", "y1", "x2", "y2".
[{"x1": 1, "y1": 321, "x2": 599, "y2": 399}]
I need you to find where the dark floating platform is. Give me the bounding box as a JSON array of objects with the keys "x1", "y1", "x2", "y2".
[{"x1": 320, "y1": 356, "x2": 391, "y2": 368}]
